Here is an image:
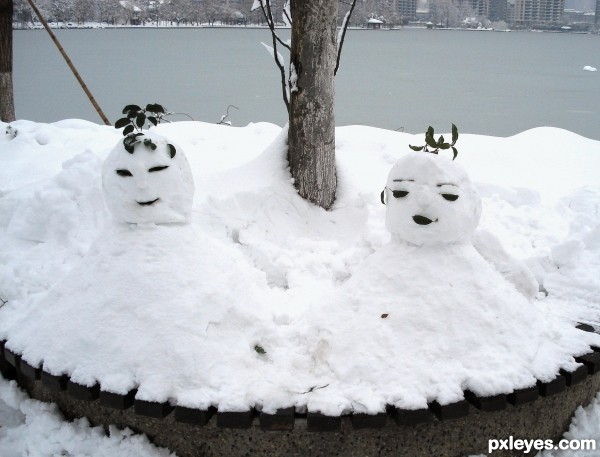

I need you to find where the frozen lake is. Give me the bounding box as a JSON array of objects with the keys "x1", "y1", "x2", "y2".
[{"x1": 13, "y1": 27, "x2": 600, "y2": 139}]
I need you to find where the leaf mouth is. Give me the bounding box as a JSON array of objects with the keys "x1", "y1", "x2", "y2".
[
  {"x1": 137, "y1": 198, "x2": 160, "y2": 206},
  {"x1": 412, "y1": 215, "x2": 436, "y2": 225}
]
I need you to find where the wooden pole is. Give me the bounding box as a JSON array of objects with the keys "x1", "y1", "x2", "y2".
[
  {"x1": 0, "y1": 0, "x2": 16, "y2": 122},
  {"x1": 25, "y1": 0, "x2": 111, "y2": 125}
]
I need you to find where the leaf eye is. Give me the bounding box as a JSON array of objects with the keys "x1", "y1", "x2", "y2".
[
  {"x1": 116, "y1": 169, "x2": 132, "y2": 177},
  {"x1": 441, "y1": 193, "x2": 459, "y2": 201},
  {"x1": 149, "y1": 165, "x2": 169, "y2": 173},
  {"x1": 391, "y1": 190, "x2": 409, "y2": 198}
]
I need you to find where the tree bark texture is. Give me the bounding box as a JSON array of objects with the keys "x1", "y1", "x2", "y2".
[
  {"x1": 289, "y1": 0, "x2": 338, "y2": 210},
  {"x1": 0, "y1": 0, "x2": 15, "y2": 122}
]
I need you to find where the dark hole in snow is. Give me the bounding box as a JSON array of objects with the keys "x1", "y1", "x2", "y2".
[
  {"x1": 413, "y1": 215, "x2": 436, "y2": 225},
  {"x1": 391, "y1": 190, "x2": 409, "y2": 198},
  {"x1": 441, "y1": 193, "x2": 459, "y2": 201},
  {"x1": 149, "y1": 165, "x2": 169, "y2": 173},
  {"x1": 137, "y1": 198, "x2": 160, "y2": 206}
]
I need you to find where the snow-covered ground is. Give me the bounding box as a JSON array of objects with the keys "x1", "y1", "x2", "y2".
[
  {"x1": 0, "y1": 119, "x2": 599, "y2": 453},
  {"x1": 0, "y1": 376, "x2": 172, "y2": 457}
]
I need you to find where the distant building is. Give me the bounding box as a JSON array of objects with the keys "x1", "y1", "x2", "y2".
[
  {"x1": 489, "y1": 0, "x2": 508, "y2": 20},
  {"x1": 394, "y1": 0, "x2": 419, "y2": 20},
  {"x1": 513, "y1": 0, "x2": 565, "y2": 24},
  {"x1": 367, "y1": 17, "x2": 385, "y2": 28},
  {"x1": 563, "y1": 8, "x2": 596, "y2": 27},
  {"x1": 469, "y1": 0, "x2": 490, "y2": 17}
]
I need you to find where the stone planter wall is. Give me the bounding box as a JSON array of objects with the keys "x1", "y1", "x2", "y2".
[{"x1": 3, "y1": 334, "x2": 600, "y2": 457}]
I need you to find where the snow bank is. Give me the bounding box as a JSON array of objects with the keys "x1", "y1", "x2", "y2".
[
  {"x1": 0, "y1": 377, "x2": 172, "y2": 457},
  {"x1": 0, "y1": 120, "x2": 599, "y2": 414}
]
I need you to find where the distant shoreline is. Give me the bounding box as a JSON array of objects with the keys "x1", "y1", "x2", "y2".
[{"x1": 12, "y1": 22, "x2": 598, "y2": 34}]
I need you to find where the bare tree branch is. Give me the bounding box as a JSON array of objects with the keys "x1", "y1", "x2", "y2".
[
  {"x1": 257, "y1": 0, "x2": 290, "y2": 112},
  {"x1": 217, "y1": 104, "x2": 238, "y2": 126},
  {"x1": 282, "y1": 0, "x2": 292, "y2": 26},
  {"x1": 259, "y1": 0, "x2": 291, "y2": 51},
  {"x1": 335, "y1": 0, "x2": 357, "y2": 76}
]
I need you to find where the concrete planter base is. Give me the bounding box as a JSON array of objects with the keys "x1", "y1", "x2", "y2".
[
  {"x1": 10, "y1": 369, "x2": 600, "y2": 457},
  {"x1": 3, "y1": 334, "x2": 600, "y2": 456}
]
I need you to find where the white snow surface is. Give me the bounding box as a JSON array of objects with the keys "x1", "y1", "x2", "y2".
[
  {"x1": 583, "y1": 66, "x2": 597, "y2": 72},
  {"x1": 102, "y1": 131, "x2": 195, "y2": 224},
  {"x1": 1, "y1": 120, "x2": 600, "y2": 415},
  {"x1": 0, "y1": 377, "x2": 172, "y2": 457}
]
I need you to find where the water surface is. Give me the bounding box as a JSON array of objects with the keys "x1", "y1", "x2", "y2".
[{"x1": 14, "y1": 28, "x2": 600, "y2": 139}]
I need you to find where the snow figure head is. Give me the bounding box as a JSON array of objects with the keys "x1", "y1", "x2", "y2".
[
  {"x1": 102, "y1": 131, "x2": 194, "y2": 224},
  {"x1": 383, "y1": 153, "x2": 481, "y2": 246}
]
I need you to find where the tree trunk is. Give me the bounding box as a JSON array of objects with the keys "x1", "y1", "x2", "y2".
[
  {"x1": 288, "y1": 0, "x2": 338, "y2": 210},
  {"x1": 0, "y1": 0, "x2": 15, "y2": 122}
]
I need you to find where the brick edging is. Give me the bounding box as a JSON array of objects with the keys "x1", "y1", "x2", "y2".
[{"x1": 2, "y1": 323, "x2": 599, "y2": 432}]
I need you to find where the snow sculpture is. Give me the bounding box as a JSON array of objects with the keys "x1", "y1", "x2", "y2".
[
  {"x1": 381, "y1": 152, "x2": 538, "y2": 298},
  {"x1": 102, "y1": 131, "x2": 194, "y2": 224},
  {"x1": 382, "y1": 152, "x2": 481, "y2": 246}
]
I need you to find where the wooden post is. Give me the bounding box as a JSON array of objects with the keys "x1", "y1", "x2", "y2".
[
  {"x1": 25, "y1": 0, "x2": 111, "y2": 125},
  {"x1": 0, "y1": 0, "x2": 15, "y2": 122}
]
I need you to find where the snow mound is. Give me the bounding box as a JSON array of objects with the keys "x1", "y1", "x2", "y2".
[
  {"x1": 1, "y1": 120, "x2": 599, "y2": 414},
  {"x1": 0, "y1": 377, "x2": 172, "y2": 457}
]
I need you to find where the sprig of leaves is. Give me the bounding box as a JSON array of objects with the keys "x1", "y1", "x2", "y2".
[
  {"x1": 5, "y1": 125, "x2": 18, "y2": 139},
  {"x1": 114, "y1": 103, "x2": 167, "y2": 136},
  {"x1": 114, "y1": 103, "x2": 176, "y2": 157},
  {"x1": 121, "y1": 132, "x2": 176, "y2": 157},
  {"x1": 409, "y1": 124, "x2": 459, "y2": 160}
]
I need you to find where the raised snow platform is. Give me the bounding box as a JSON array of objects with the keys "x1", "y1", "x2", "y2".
[{"x1": 4, "y1": 339, "x2": 600, "y2": 457}]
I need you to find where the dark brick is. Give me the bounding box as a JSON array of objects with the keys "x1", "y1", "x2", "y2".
[
  {"x1": 0, "y1": 341, "x2": 16, "y2": 380},
  {"x1": 465, "y1": 391, "x2": 507, "y2": 412},
  {"x1": 538, "y1": 375, "x2": 566, "y2": 397},
  {"x1": 507, "y1": 385, "x2": 539, "y2": 406},
  {"x1": 19, "y1": 360, "x2": 41, "y2": 380},
  {"x1": 67, "y1": 381, "x2": 99, "y2": 401},
  {"x1": 307, "y1": 412, "x2": 341, "y2": 432},
  {"x1": 174, "y1": 406, "x2": 215, "y2": 426},
  {"x1": 259, "y1": 407, "x2": 295, "y2": 431},
  {"x1": 576, "y1": 323, "x2": 595, "y2": 333},
  {"x1": 0, "y1": 348, "x2": 16, "y2": 381},
  {"x1": 4, "y1": 348, "x2": 20, "y2": 369},
  {"x1": 135, "y1": 399, "x2": 174, "y2": 419},
  {"x1": 391, "y1": 407, "x2": 433, "y2": 426},
  {"x1": 429, "y1": 400, "x2": 470, "y2": 420},
  {"x1": 560, "y1": 366, "x2": 588, "y2": 386},
  {"x1": 575, "y1": 352, "x2": 600, "y2": 375},
  {"x1": 99, "y1": 389, "x2": 136, "y2": 410},
  {"x1": 40, "y1": 370, "x2": 68, "y2": 391},
  {"x1": 216, "y1": 411, "x2": 255, "y2": 429},
  {"x1": 350, "y1": 413, "x2": 387, "y2": 429}
]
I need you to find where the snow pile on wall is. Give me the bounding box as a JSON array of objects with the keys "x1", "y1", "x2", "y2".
[
  {"x1": 0, "y1": 120, "x2": 599, "y2": 414},
  {"x1": 0, "y1": 377, "x2": 172, "y2": 457}
]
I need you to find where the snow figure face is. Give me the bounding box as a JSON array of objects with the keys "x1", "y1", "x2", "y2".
[
  {"x1": 383, "y1": 153, "x2": 481, "y2": 246},
  {"x1": 102, "y1": 131, "x2": 194, "y2": 224}
]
